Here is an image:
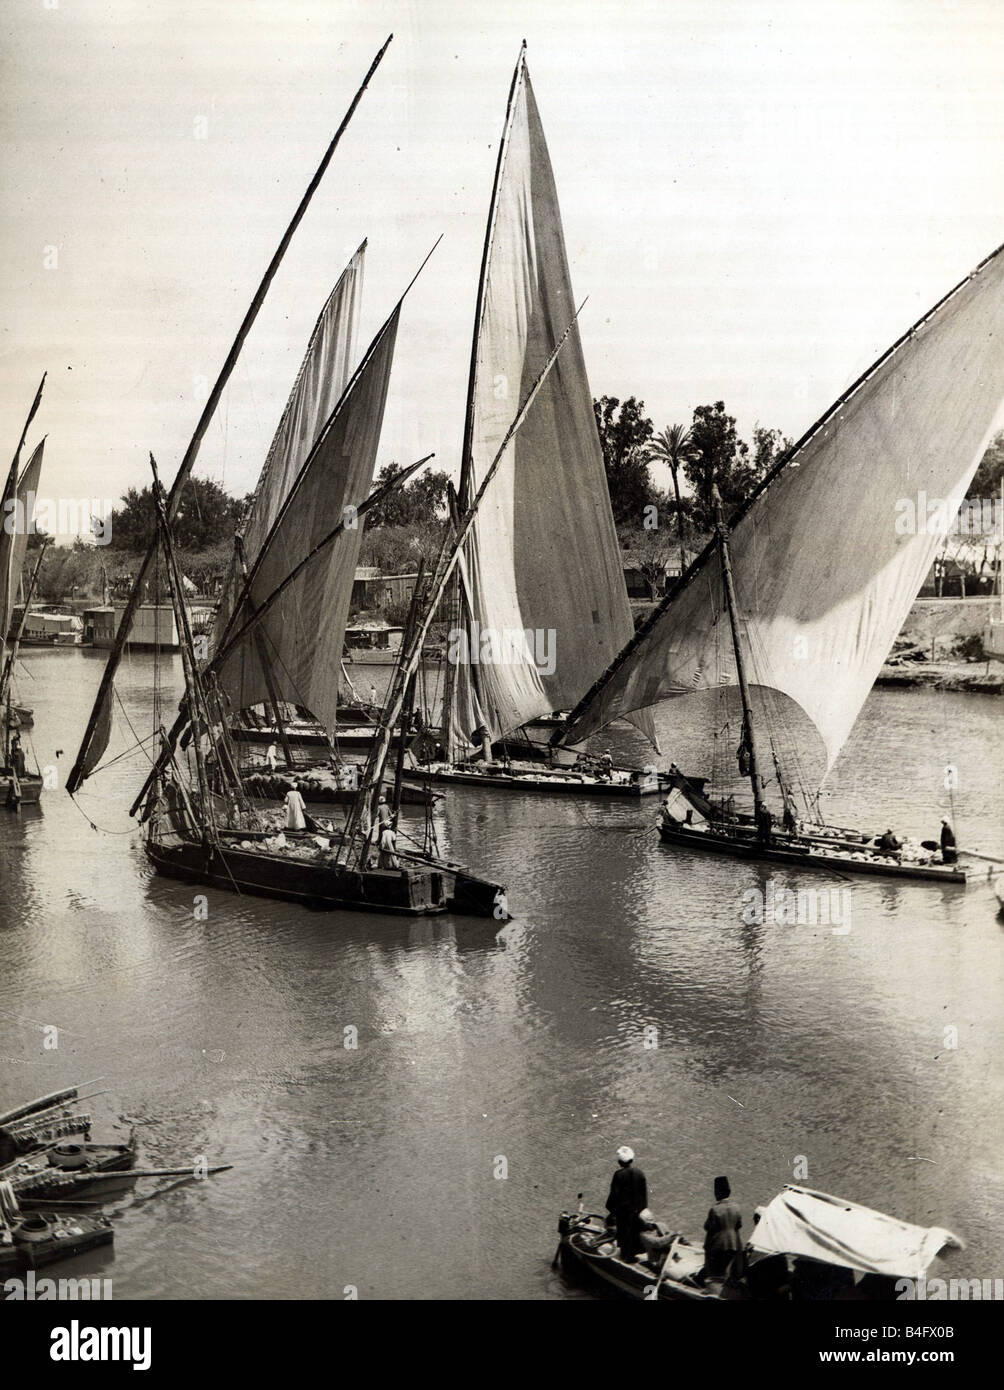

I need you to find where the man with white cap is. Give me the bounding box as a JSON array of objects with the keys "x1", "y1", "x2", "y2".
[{"x1": 605, "y1": 1145, "x2": 648, "y2": 1262}]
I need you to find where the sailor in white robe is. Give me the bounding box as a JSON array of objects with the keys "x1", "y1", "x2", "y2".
[{"x1": 284, "y1": 783, "x2": 307, "y2": 831}]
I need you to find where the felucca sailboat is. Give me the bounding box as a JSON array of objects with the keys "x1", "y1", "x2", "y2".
[
  {"x1": 207, "y1": 241, "x2": 431, "y2": 807},
  {"x1": 555, "y1": 241, "x2": 1004, "y2": 883},
  {"x1": 405, "y1": 45, "x2": 663, "y2": 800},
  {"x1": 65, "y1": 39, "x2": 505, "y2": 916},
  {"x1": 1, "y1": 376, "x2": 48, "y2": 806}
]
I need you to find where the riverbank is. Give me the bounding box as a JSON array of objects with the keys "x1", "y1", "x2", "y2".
[
  {"x1": 877, "y1": 595, "x2": 1002, "y2": 692},
  {"x1": 876, "y1": 661, "x2": 1002, "y2": 693}
]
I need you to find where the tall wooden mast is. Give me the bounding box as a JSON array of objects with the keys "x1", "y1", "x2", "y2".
[
  {"x1": 712, "y1": 486, "x2": 766, "y2": 831},
  {"x1": 151, "y1": 457, "x2": 216, "y2": 843},
  {"x1": 68, "y1": 37, "x2": 393, "y2": 794},
  {"x1": 233, "y1": 534, "x2": 295, "y2": 768},
  {"x1": 0, "y1": 538, "x2": 49, "y2": 717},
  {"x1": 342, "y1": 303, "x2": 586, "y2": 851}
]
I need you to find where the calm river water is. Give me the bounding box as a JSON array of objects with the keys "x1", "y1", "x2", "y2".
[{"x1": 1, "y1": 648, "x2": 1001, "y2": 1299}]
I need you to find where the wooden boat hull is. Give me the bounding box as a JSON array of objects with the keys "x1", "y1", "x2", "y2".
[
  {"x1": 145, "y1": 833, "x2": 451, "y2": 915},
  {"x1": 231, "y1": 725, "x2": 404, "y2": 754},
  {"x1": 1, "y1": 771, "x2": 43, "y2": 805},
  {"x1": 342, "y1": 650, "x2": 405, "y2": 665},
  {"x1": 403, "y1": 763, "x2": 661, "y2": 798},
  {"x1": 658, "y1": 822, "x2": 967, "y2": 883},
  {"x1": 557, "y1": 1213, "x2": 735, "y2": 1302},
  {"x1": 239, "y1": 768, "x2": 433, "y2": 806},
  {"x1": 2, "y1": 704, "x2": 34, "y2": 727},
  {"x1": 231, "y1": 726, "x2": 329, "y2": 749},
  {"x1": 0, "y1": 1212, "x2": 113, "y2": 1272},
  {"x1": 3, "y1": 1141, "x2": 136, "y2": 1200},
  {"x1": 397, "y1": 850, "x2": 507, "y2": 919}
]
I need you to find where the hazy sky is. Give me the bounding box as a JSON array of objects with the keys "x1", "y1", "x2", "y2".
[{"x1": 2, "y1": 0, "x2": 1003, "y2": 528}]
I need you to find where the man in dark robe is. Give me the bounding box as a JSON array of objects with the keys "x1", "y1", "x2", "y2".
[
  {"x1": 940, "y1": 818, "x2": 957, "y2": 864},
  {"x1": 702, "y1": 1175, "x2": 743, "y2": 1280},
  {"x1": 605, "y1": 1145, "x2": 647, "y2": 1262}
]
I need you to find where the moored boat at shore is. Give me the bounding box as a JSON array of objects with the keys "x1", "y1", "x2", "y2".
[
  {"x1": 0, "y1": 1203, "x2": 114, "y2": 1273},
  {"x1": 2, "y1": 1137, "x2": 137, "y2": 1201},
  {"x1": 404, "y1": 757, "x2": 663, "y2": 798}
]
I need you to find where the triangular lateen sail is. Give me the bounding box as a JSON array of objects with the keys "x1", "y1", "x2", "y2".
[
  {"x1": 67, "y1": 37, "x2": 392, "y2": 796},
  {"x1": 453, "y1": 51, "x2": 657, "y2": 750},
  {"x1": 1, "y1": 440, "x2": 45, "y2": 652},
  {"x1": 210, "y1": 243, "x2": 365, "y2": 660},
  {"x1": 212, "y1": 306, "x2": 401, "y2": 737},
  {"x1": 561, "y1": 241, "x2": 1004, "y2": 774}
]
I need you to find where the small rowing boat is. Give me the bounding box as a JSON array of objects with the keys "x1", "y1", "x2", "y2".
[
  {"x1": 557, "y1": 1184, "x2": 961, "y2": 1302},
  {"x1": 0, "y1": 1204, "x2": 113, "y2": 1273},
  {"x1": 1, "y1": 1138, "x2": 136, "y2": 1201}
]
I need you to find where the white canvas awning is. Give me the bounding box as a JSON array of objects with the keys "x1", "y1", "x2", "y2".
[{"x1": 749, "y1": 1186, "x2": 961, "y2": 1279}]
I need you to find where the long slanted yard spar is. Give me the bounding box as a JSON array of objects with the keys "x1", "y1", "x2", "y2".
[
  {"x1": 65, "y1": 39, "x2": 517, "y2": 918},
  {"x1": 67, "y1": 35, "x2": 394, "y2": 797},
  {"x1": 554, "y1": 239, "x2": 1004, "y2": 885}
]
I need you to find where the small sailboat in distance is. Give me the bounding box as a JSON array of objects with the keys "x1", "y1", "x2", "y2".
[{"x1": 555, "y1": 239, "x2": 1004, "y2": 883}]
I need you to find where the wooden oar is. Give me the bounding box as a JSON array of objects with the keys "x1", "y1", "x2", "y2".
[
  {"x1": 0, "y1": 1081, "x2": 103, "y2": 1128},
  {"x1": 960, "y1": 847, "x2": 1004, "y2": 864},
  {"x1": 71, "y1": 1165, "x2": 232, "y2": 1180}
]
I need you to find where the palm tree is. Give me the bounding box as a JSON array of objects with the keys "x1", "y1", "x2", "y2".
[{"x1": 646, "y1": 425, "x2": 695, "y2": 577}]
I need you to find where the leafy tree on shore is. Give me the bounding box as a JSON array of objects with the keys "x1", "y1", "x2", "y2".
[
  {"x1": 358, "y1": 521, "x2": 447, "y2": 576},
  {"x1": 684, "y1": 401, "x2": 762, "y2": 531},
  {"x1": 593, "y1": 396, "x2": 656, "y2": 526},
  {"x1": 365, "y1": 464, "x2": 450, "y2": 529},
  {"x1": 108, "y1": 478, "x2": 245, "y2": 552},
  {"x1": 645, "y1": 424, "x2": 696, "y2": 572},
  {"x1": 967, "y1": 430, "x2": 1004, "y2": 500},
  {"x1": 750, "y1": 422, "x2": 793, "y2": 479}
]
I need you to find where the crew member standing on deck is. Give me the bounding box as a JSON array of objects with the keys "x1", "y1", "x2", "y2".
[
  {"x1": 605, "y1": 1146, "x2": 647, "y2": 1262},
  {"x1": 940, "y1": 818, "x2": 957, "y2": 864},
  {"x1": 284, "y1": 782, "x2": 307, "y2": 831},
  {"x1": 10, "y1": 732, "x2": 26, "y2": 779},
  {"x1": 378, "y1": 824, "x2": 400, "y2": 869},
  {"x1": 701, "y1": 1176, "x2": 743, "y2": 1281},
  {"x1": 265, "y1": 742, "x2": 278, "y2": 774}
]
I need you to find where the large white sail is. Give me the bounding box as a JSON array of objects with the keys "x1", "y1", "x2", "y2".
[
  {"x1": 210, "y1": 244, "x2": 365, "y2": 658},
  {"x1": 1, "y1": 439, "x2": 45, "y2": 648},
  {"x1": 213, "y1": 306, "x2": 400, "y2": 737},
  {"x1": 561, "y1": 242, "x2": 1004, "y2": 773},
  {"x1": 454, "y1": 50, "x2": 655, "y2": 749}
]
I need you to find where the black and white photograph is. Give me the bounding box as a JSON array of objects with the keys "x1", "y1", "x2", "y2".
[{"x1": 1, "y1": 0, "x2": 1001, "y2": 1363}]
